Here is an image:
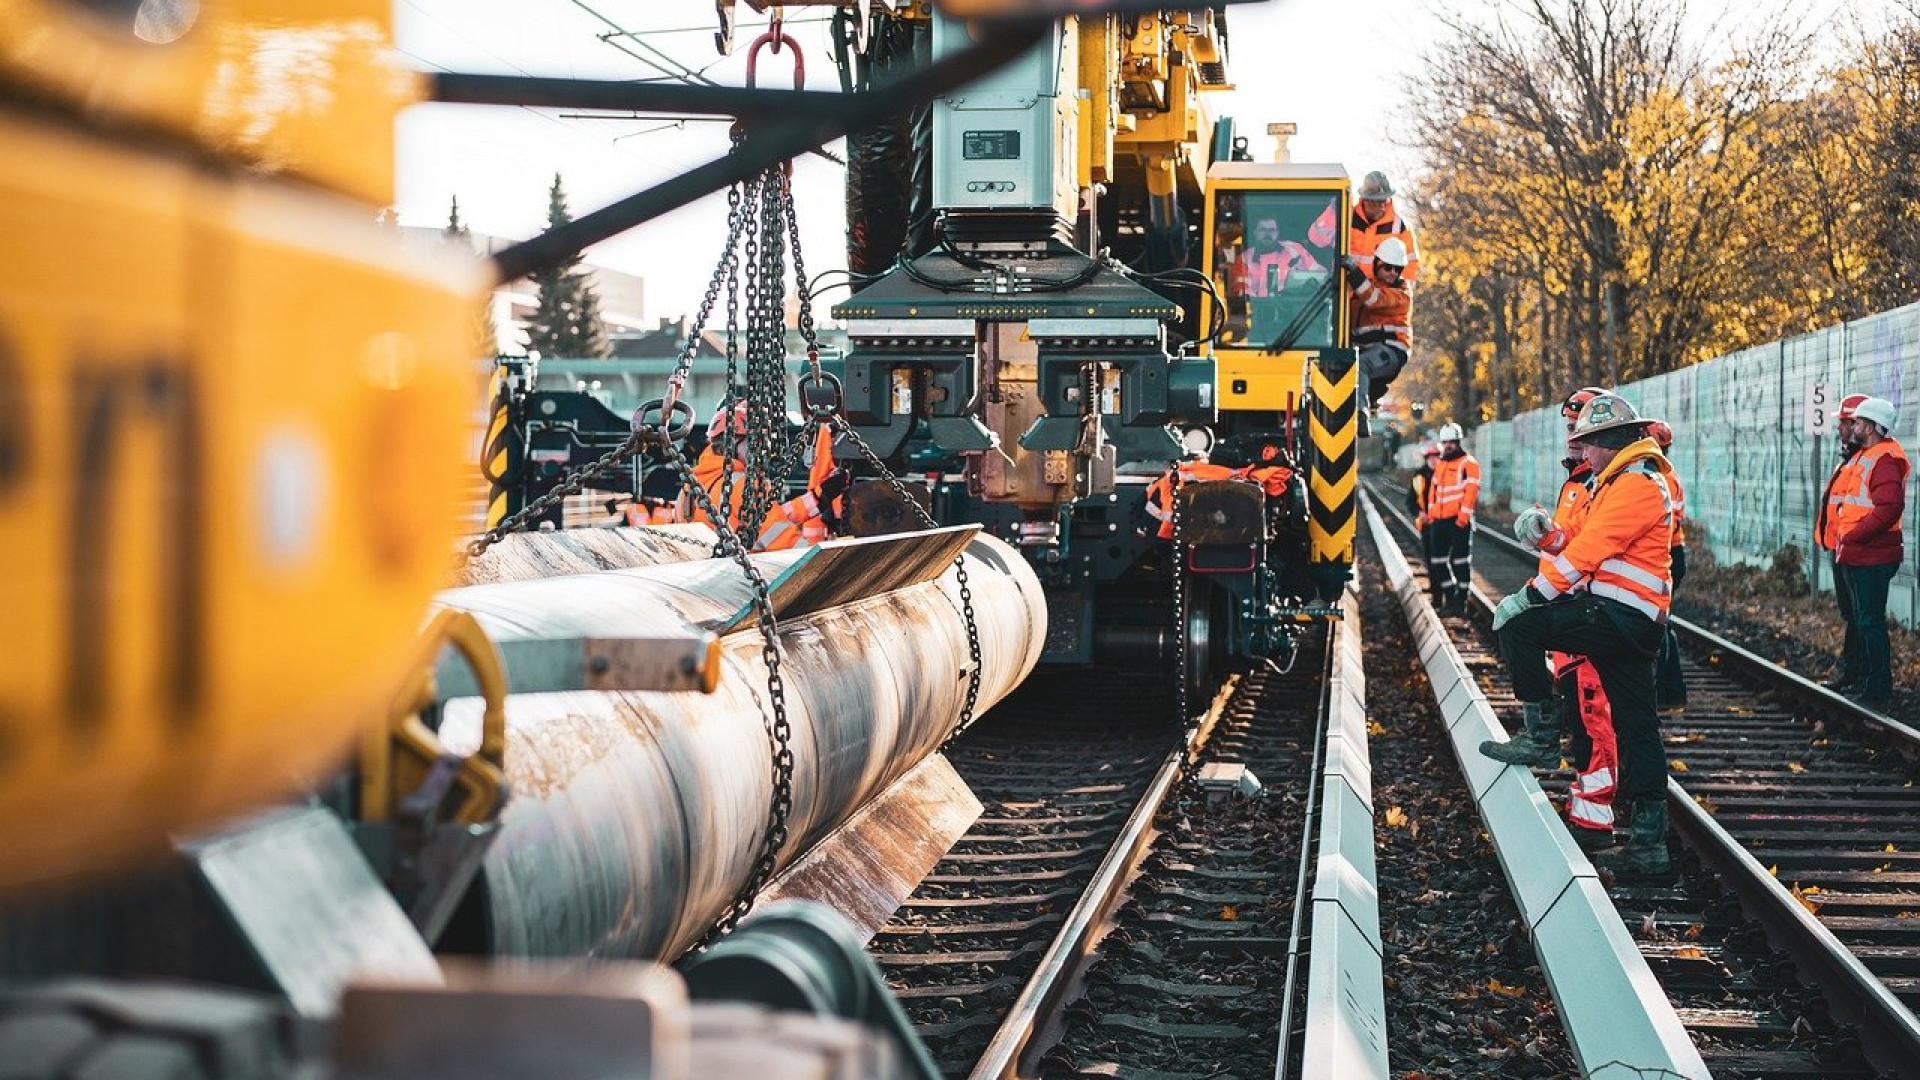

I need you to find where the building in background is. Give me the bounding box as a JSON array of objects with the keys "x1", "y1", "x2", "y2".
[{"x1": 400, "y1": 226, "x2": 647, "y2": 352}]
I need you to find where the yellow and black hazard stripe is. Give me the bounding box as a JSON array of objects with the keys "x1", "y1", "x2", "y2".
[
  {"x1": 1308, "y1": 351, "x2": 1358, "y2": 569},
  {"x1": 481, "y1": 364, "x2": 517, "y2": 527}
]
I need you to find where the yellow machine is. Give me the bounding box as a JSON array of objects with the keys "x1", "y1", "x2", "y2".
[{"x1": 0, "y1": 0, "x2": 485, "y2": 891}]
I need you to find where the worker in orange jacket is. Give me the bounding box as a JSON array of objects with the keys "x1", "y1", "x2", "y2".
[
  {"x1": 1484, "y1": 392, "x2": 1677, "y2": 877},
  {"x1": 1511, "y1": 386, "x2": 1617, "y2": 851},
  {"x1": 1342, "y1": 237, "x2": 1412, "y2": 416},
  {"x1": 668, "y1": 401, "x2": 849, "y2": 551},
  {"x1": 1145, "y1": 455, "x2": 1240, "y2": 540},
  {"x1": 1409, "y1": 442, "x2": 1442, "y2": 602},
  {"x1": 1349, "y1": 171, "x2": 1421, "y2": 282},
  {"x1": 1422, "y1": 423, "x2": 1479, "y2": 614},
  {"x1": 1819, "y1": 394, "x2": 1907, "y2": 708}
]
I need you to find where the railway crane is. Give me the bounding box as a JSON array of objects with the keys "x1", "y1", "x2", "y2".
[{"x1": 0, "y1": 0, "x2": 1355, "y2": 1076}]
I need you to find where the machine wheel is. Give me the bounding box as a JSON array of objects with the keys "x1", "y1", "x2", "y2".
[
  {"x1": 0, "y1": 980, "x2": 310, "y2": 1080},
  {"x1": 1183, "y1": 583, "x2": 1215, "y2": 702}
]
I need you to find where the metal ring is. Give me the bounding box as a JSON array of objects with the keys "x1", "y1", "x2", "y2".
[
  {"x1": 633, "y1": 397, "x2": 697, "y2": 441},
  {"x1": 796, "y1": 369, "x2": 844, "y2": 420}
]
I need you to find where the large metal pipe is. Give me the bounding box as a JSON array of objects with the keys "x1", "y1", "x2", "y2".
[
  {"x1": 433, "y1": 531, "x2": 1044, "y2": 961},
  {"x1": 457, "y1": 524, "x2": 718, "y2": 586}
]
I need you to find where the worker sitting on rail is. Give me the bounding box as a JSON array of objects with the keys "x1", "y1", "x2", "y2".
[
  {"x1": 1421, "y1": 423, "x2": 1479, "y2": 615},
  {"x1": 671, "y1": 401, "x2": 851, "y2": 550},
  {"x1": 1349, "y1": 171, "x2": 1421, "y2": 282},
  {"x1": 1506, "y1": 386, "x2": 1619, "y2": 851},
  {"x1": 1647, "y1": 420, "x2": 1690, "y2": 715},
  {"x1": 1818, "y1": 394, "x2": 1907, "y2": 709},
  {"x1": 1483, "y1": 392, "x2": 1676, "y2": 878},
  {"x1": 1341, "y1": 236, "x2": 1412, "y2": 416}
]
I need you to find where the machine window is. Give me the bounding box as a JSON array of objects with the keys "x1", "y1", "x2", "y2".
[{"x1": 1212, "y1": 190, "x2": 1339, "y2": 349}]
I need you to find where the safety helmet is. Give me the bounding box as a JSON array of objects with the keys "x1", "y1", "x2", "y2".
[
  {"x1": 1854, "y1": 396, "x2": 1897, "y2": 433},
  {"x1": 1646, "y1": 419, "x2": 1674, "y2": 450},
  {"x1": 1560, "y1": 385, "x2": 1606, "y2": 420},
  {"x1": 1837, "y1": 392, "x2": 1870, "y2": 420},
  {"x1": 1437, "y1": 422, "x2": 1464, "y2": 442},
  {"x1": 1422, "y1": 441, "x2": 1440, "y2": 457},
  {"x1": 1358, "y1": 171, "x2": 1394, "y2": 201},
  {"x1": 708, "y1": 399, "x2": 750, "y2": 443},
  {"x1": 1373, "y1": 237, "x2": 1409, "y2": 269},
  {"x1": 1568, "y1": 392, "x2": 1649, "y2": 441}
]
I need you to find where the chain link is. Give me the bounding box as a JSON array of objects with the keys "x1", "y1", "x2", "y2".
[
  {"x1": 465, "y1": 433, "x2": 647, "y2": 557},
  {"x1": 1172, "y1": 479, "x2": 1198, "y2": 787}
]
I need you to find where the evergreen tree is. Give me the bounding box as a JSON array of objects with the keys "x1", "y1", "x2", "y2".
[
  {"x1": 445, "y1": 195, "x2": 499, "y2": 359},
  {"x1": 523, "y1": 174, "x2": 610, "y2": 359}
]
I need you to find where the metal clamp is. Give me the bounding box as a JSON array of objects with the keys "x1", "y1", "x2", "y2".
[{"x1": 363, "y1": 610, "x2": 509, "y2": 827}]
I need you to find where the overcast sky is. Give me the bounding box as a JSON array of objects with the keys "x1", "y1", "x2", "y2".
[{"x1": 391, "y1": 0, "x2": 1857, "y2": 324}]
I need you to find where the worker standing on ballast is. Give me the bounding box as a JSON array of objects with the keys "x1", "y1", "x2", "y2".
[
  {"x1": 672, "y1": 400, "x2": 850, "y2": 551},
  {"x1": 1819, "y1": 395, "x2": 1907, "y2": 709},
  {"x1": 1482, "y1": 392, "x2": 1677, "y2": 877},
  {"x1": 1410, "y1": 442, "x2": 1441, "y2": 601},
  {"x1": 1422, "y1": 423, "x2": 1479, "y2": 614}
]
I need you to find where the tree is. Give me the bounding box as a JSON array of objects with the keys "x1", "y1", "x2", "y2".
[
  {"x1": 523, "y1": 175, "x2": 609, "y2": 359},
  {"x1": 444, "y1": 195, "x2": 500, "y2": 360}
]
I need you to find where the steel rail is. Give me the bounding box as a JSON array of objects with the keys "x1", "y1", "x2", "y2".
[
  {"x1": 1367, "y1": 475, "x2": 1920, "y2": 1079},
  {"x1": 962, "y1": 673, "x2": 1250, "y2": 1080},
  {"x1": 1361, "y1": 489, "x2": 1712, "y2": 1080},
  {"x1": 1271, "y1": 627, "x2": 1336, "y2": 1080}
]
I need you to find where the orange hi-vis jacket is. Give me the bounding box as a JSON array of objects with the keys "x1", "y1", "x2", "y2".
[
  {"x1": 1668, "y1": 468, "x2": 1687, "y2": 548},
  {"x1": 1527, "y1": 438, "x2": 1676, "y2": 623},
  {"x1": 1424, "y1": 453, "x2": 1480, "y2": 522},
  {"x1": 1349, "y1": 199, "x2": 1421, "y2": 281},
  {"x1": 1352, "y1": 269, "x2": 1411, "y2": 349},
  {"x1": 674, "y1": 448, "x2": 828, "y2": 551},
  {"x1": 1145, "y1": 460, "x2": 1239, "y2": 539},
  {"x1": 1818, "y1": 438, "x2": 1908, "y2": 561}
]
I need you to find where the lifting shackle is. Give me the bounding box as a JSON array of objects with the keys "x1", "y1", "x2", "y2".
[{"x1": 741, "y1": 26, "x2": 805, "y2": 175}]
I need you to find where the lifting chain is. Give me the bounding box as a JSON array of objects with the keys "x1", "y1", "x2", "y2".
[
  {"x1": 1172, "y1": 484, "x2": 1197, "y2": 787},
  {"x1": 465, "y1": 432, "x2": 646, "y2": 558}
]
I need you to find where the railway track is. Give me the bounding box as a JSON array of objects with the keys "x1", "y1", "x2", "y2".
[
  {"x1": 873, "y1": 601, "x2": 1388, "y2": 1080},
  {"x1": 1363, "y1": 476, "x2": 1920, "y2": 1079}
]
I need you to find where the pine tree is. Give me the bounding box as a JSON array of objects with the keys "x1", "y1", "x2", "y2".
[
  {"x1": 523, "y1": 174, "x2": 610, "y2": 359},
  {"x1": 445, "y1": 196, "x2": 499, "y2": 359}
]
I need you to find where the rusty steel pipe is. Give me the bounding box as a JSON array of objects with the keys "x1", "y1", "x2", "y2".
[{"x1": 432, "y1": 532, "x2": 1044, "y2": 962}]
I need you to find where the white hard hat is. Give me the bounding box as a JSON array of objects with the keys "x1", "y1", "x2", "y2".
[
  {"x1": 1437, "y1": 422, "x2": 1464, "y2": 442},
  {"x1": 1373, "y1": 237, "x2": 1409, "y2": 268},
  {"x1": 1358, "y1": 171, "x2": 1394, "y2": 200},
  {"x1": 1854, "y1": 396, "x2": 1897, "y2": 433},
  {"x1": 1569, "y1": 392, "x2": 1649, "y2": 441}
]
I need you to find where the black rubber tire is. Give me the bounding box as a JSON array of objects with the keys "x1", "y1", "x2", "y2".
[{"x1": 0, "y1": 981, "x2": 307, "y2": 1080}]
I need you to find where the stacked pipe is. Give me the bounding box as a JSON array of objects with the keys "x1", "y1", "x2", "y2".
[{"x1": 434, "y1": 526, "x2": 1045, "y2": 961}]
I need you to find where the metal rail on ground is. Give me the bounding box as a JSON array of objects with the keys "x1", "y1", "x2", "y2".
[
  {"x1": 1459, "y1": 502, "x2": 1920, "y2": 1078},
  {"x1": 1360, "y1": 491, "x2": 1713, "y2": 1080},
  {"x1": 1292, "y1": 584, "x2": 1389, "y2": 1080}
]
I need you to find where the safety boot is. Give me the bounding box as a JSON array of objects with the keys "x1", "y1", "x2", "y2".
[
  {"x1": 1478, "y1": 699, "x2": 1563, "y2": 768},
  {"x1": 1599, "y1": 799, "x2": 1673, "y2": 879},
  {"x1": 1567, "y1": 823, "x2": 1617, "y2": 855}
]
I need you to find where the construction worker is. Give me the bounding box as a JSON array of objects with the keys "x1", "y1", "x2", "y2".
[
  {"x1": 1349, "y1": 171, "x2": 1420, "y2": 282},
  {"x1": 1816, "y1": 393, "x2": 1872, "y2": 691},
  {"x1": 673, "y1": 400, "x2": 850, "y2": 550},
  {"x1": 1342, "y1": 236, "x2": 1411, "y2": 415},
  {"x1": 1234, "y1": 214, "x2": 1326, "y2": 298},
  {"x1": 1820, "y1": 395, "x2": 1907, "y2": 708},
  {"x1": 1409, "y1": 442, "x2": 1442, "y2": 600},
  {"x1": 1483, "y1": 392, "x2": 1677, "y2": 877},
  {"x1": 1646, "y1": 420, "x2": 1689, "y2": 713},
  {"x1": 1422, "y1": 423, "x2": 1479, "y2": 614}
]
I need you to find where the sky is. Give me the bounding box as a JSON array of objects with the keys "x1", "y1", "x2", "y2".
[{"x1": 390, "y1": 0, "x2": 1862, "y2": 325}]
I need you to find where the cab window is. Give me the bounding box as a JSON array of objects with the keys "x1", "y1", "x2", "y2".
[{"x1": 1211, "y1": 190, "x2": 1340, "y2": 349}]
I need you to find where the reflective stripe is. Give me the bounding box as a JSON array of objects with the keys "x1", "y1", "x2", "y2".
[
  {"x1": 1145, "y1": 503, "x2": 1172, "y2": 521},
  {"x1": 1591, "y1": 581, "x2": 1665, "y2": 622},
  {"x1": 1598, "y1": 557, "x2": 1670, "y2": 595},
  {"x1": 1530, "y1": 574, "x2": 1561, "y2": 599},
  {"x1": 1574, "y1": 767, "x2": 1615, "y2": 794},
  {"x1": 1451, "y1": 557, "x2": 1472, "y2": 565},
  {"x1": 1567, "y1": 797, "x2": 1615, "y2": 827},
  {"x1": 758, "y1": 520, "x2": 796, "y2": 548}
]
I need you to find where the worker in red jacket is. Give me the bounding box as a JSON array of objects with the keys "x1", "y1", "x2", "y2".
[{"x1": 1818, "y1": 395, "x2": 1907, "y2": 708}]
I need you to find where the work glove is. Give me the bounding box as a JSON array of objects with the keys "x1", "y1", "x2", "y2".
[
  {"x1": 1514, "y1": 505, "x2": 1554, "y2": 547},
  {"x1": 1491, "y1": 589, "x2": 1536, "y2": 631},
  {"x1": 814, "y1": 467, "x2": 852, "y2": 503},
  {"x1": 1340, "y1": 258, "x2": 1366, "y2": 289}
]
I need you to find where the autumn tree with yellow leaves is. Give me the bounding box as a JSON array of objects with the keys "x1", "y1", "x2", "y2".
[{"x1": 1400, "y1": 0, "x2": 1920, "y2": 424}]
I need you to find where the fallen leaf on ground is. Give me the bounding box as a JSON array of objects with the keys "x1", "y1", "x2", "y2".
[
  {"x1": 1673, "y1": 946, "x2": 1705, "y2": 959},
  {"x1": 1219, "y1": 905, "x2": 1238, "y2": 921},
  {"x1": 1384, "y1": 806, "x2": 1409, "y2": 828},
  {"x1": 1787, "y1": 762, "x2": 1806, "y2": 773},
  {"x1": 1670, "y1": 760, "x2": 1690, "y2": 772},
  {"x1": 1487, "y1": 978, "x2": 1526, "y2": 998}
]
